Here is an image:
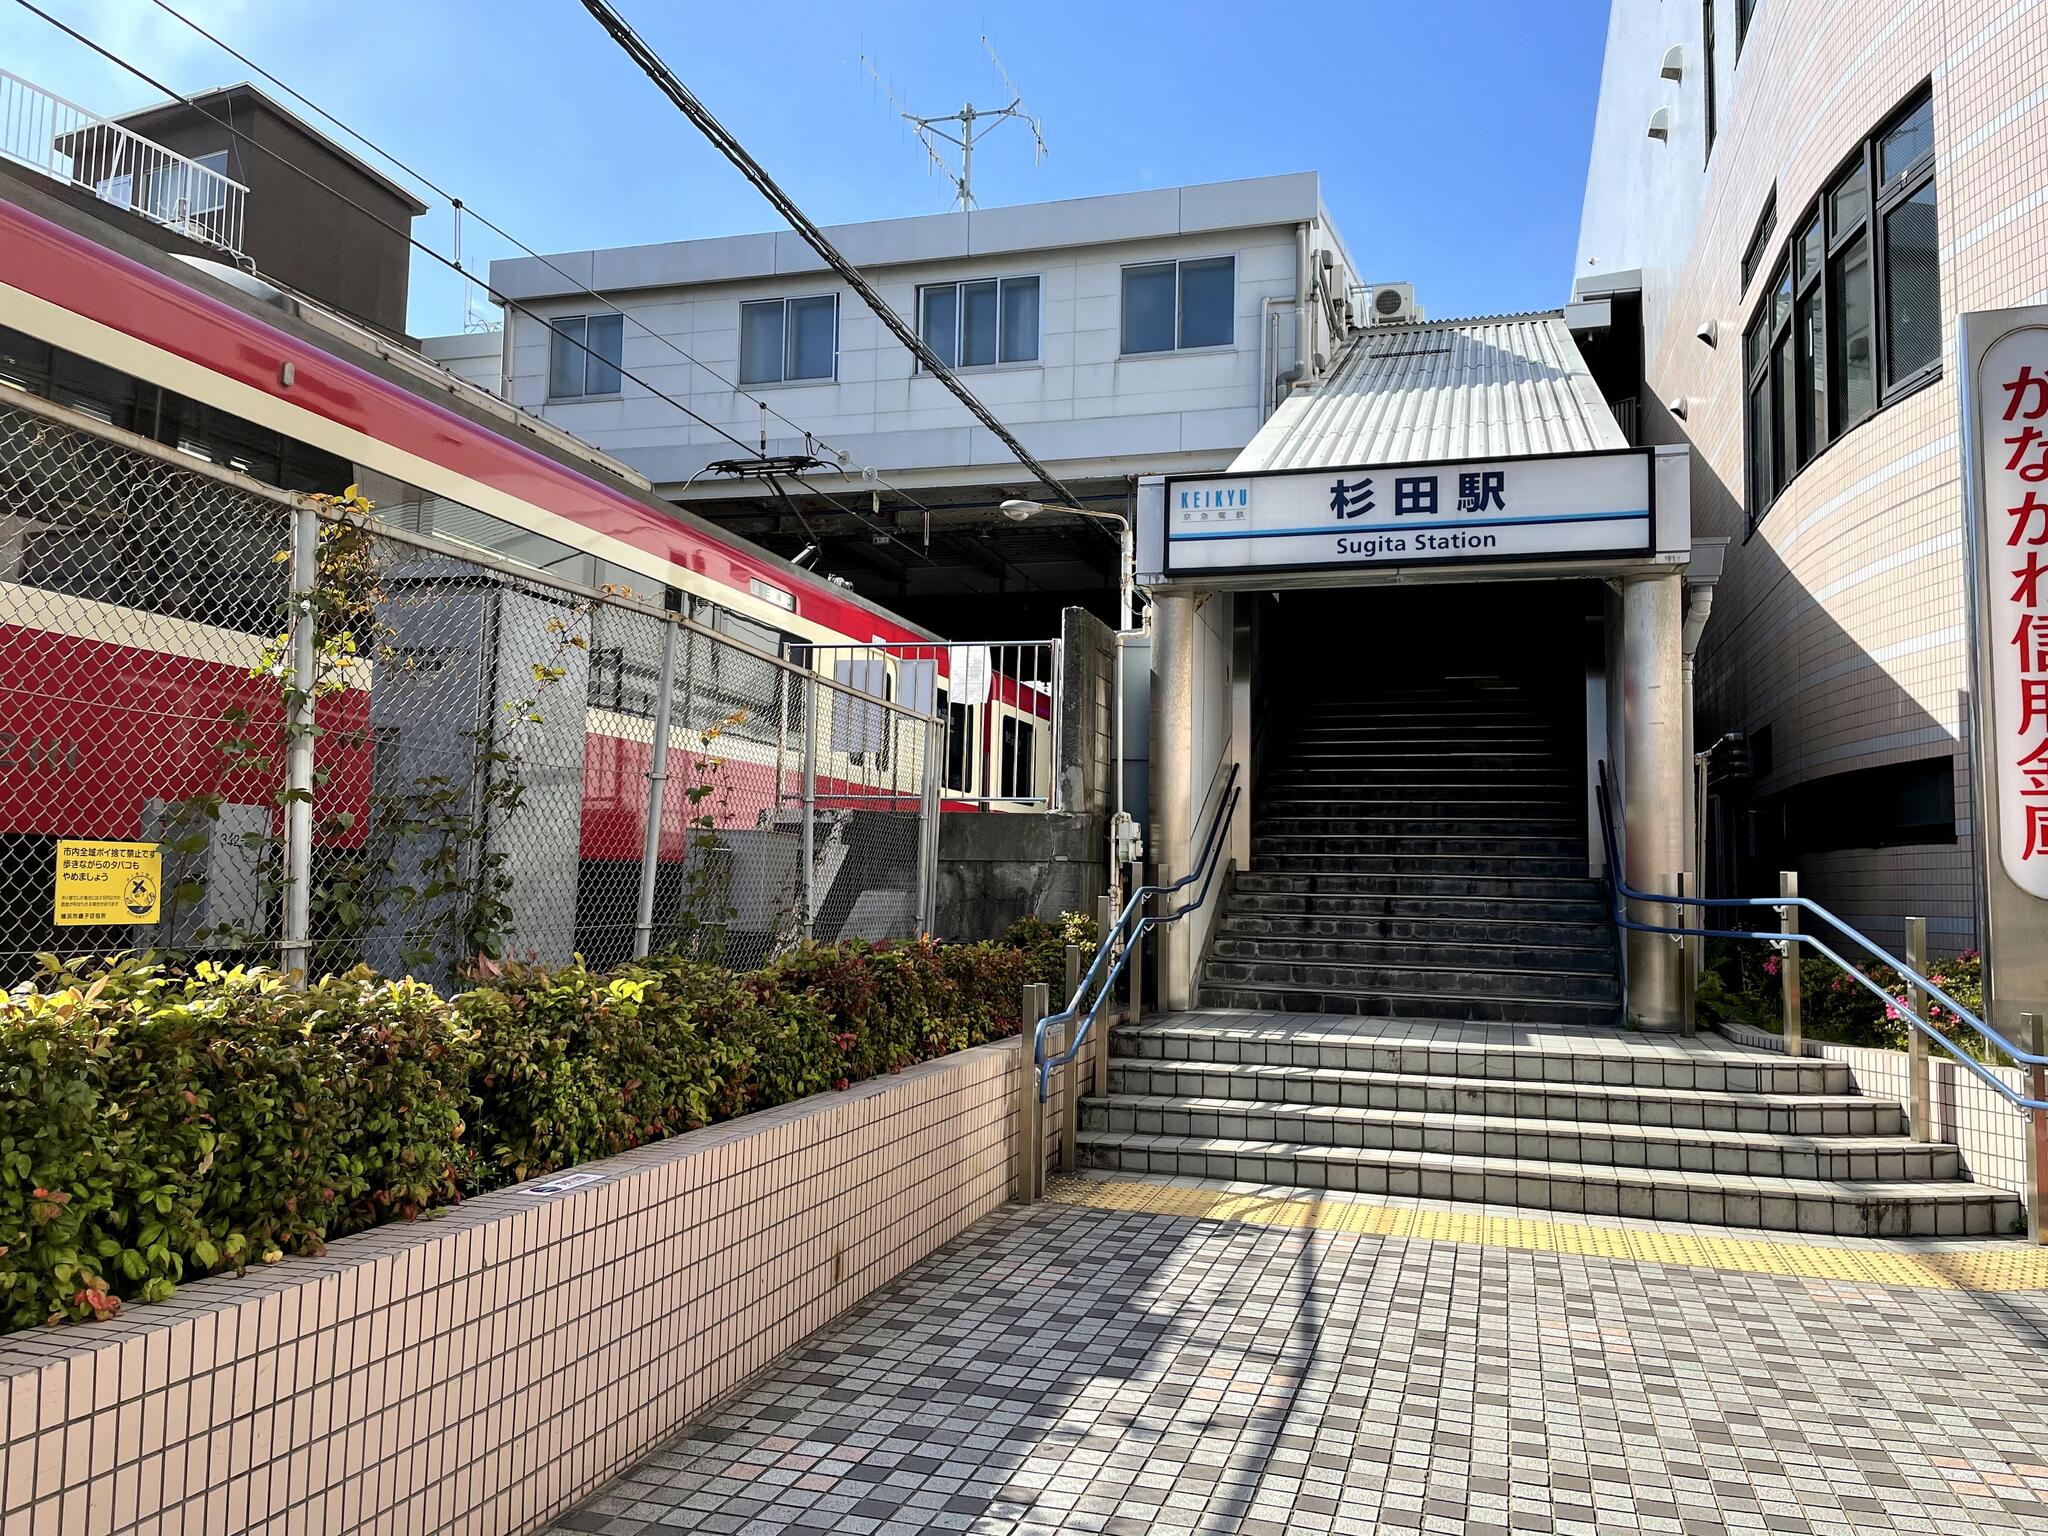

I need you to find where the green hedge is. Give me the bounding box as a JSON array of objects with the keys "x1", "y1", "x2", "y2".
[{"x1": 1, "y1": 923, "x2": 1093, "y2": 1333}]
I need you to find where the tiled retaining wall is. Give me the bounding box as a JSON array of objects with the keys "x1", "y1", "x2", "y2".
[
  {"x1": 0, "y1": 1035, "x2": 1054, "y2": 1536},
  {"x1": 1718, "y1": 1019, "x2": 2030, "y2": 1199}
]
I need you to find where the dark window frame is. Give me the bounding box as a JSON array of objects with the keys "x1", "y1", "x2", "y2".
[
  {"x1": 1702, "y1": 0, "x2": 1718, "y2": 160},
  {"x1": 546, "y1": 312, "x2": 625, "y2": 400},
  {"x1": 915, "y1": 275, "x2": 1042, "y2": 370},
  {"x1": 1735, "y1": 0, "x2": 1760, "y2": 55},
  {"x1": 1742, "y1": 85, "x2": 1939, "y2": 528},
  {"x1": 737, "y1": 294, "x2": 840, "y2": 387},
  {"x1": 1119, "y1": 255, "x2": 1238, "y2": 356},
  {"x1": 1739, "y1": 191, "x2": 1777, "y2": 294}
]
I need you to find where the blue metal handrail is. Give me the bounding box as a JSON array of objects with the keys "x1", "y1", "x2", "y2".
[
  {"x1": 1594, "y1": 760, "x2": 2047, "y2": 1112},
  {"x1": 1031, "y1": 762, "x2": 1242, "y2": 1102}
]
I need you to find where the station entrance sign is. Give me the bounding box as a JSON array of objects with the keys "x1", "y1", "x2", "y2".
[{"x1": 1163, "y1": 447, "x2": 1653, "y2": 577}]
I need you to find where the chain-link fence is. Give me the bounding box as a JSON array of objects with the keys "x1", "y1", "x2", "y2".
[
  {"x1": 793, "y1": 640, "x2": 1061, "y2": 808},
  {"x1": 0, "y1": 390, "x2": 941, "y2": 988}
]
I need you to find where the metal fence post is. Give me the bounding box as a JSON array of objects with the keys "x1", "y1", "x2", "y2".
[
  {"x1": 1061, "y1": 941, "x2": 1084, "y2": 1174},
  {"x1": 631, "y1": 615, "x2": 680, "y2": 961},
  {"x1": 1779, "y1": 870, "x2": 1801, "y2": 1056},
  {"x1": 280, "y1": 498, "x2": 319, "y2": 983},
  {"x1": 916, "y1": 713, "x2": 942, "y2": 936},
  {"x1": 1016, "y1": 982, "x2": 1048, "y2": 1204},
  {"x1": 800, "y1": 672, "x2": 818, "y2": 943},
  {"x1": 2027, "y1": 1013, "x2": 2048, "y2": 1246},
  {"x1": 1094, "y1": 894, "x2": 1115, "y2": 1092},
  {"x1": 1903, "y1": 916, "x2": 1932, "y2": 1142}
]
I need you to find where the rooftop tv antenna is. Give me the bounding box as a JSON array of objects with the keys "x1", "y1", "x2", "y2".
[{"x1": 860, "y1": 37, "x2": 1047, "y2": 210}]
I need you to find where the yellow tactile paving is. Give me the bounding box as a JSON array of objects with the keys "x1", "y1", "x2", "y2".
[{"x1": 1046, "y1": 1176, "x2": 2048, "y2": 1293}]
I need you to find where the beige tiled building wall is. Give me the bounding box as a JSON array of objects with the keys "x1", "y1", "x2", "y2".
[
  {"x1": 1579, "y1": 0, "x2": 2048, "y2": 953},
  {"x1": 0, "y1": 1035, "x2": 1063, "y2": 1536}
]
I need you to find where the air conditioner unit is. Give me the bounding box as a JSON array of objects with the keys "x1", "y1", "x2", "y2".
[{"x1": 1368, "y1": 283, "x2": 1419, "y2": 326}]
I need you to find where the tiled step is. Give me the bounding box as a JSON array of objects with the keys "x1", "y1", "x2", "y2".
[
  {"x1": 1252, "y1": 833, "x2": 1587, "y2": 858},
  {"x1": 1239, "y1": 869, "x2": 1603, "y2": 898},
  {"x1": 1216, "y1": 910, "x2": 1611, "y2": 949},
  {"x1": 1223, "y1": 889, "x2": 1607, "y2": 924},
  {"x1": 1209, "y1": 934, "x2": 1620, "y2": 974},
  {"x1": 1081, "y1": 1096, "x2": 1960, "y2": 1182},
  {"x1": 1230, "y1": 871, "x2": 1605, "y2": 900},
  {"x1": 1074, "y1": 1132, "x2": 2022, "y2": 1238},
  {"x1": 1104, "y1": 1057, "x2": 1906, "y2": 1136},
  {"x1": 1255, "y1": 797, "x2": 1585, "y2": 818},
  {"x1": 1254, "y1": 815, "x2": 1584, "y2": 837},
  {"x1": 1202, "y1": 954, "x2": 1617, "y2": 998},
  {"x1": 1284, "y1": 734, "x2": 1575, "y2": 751},
  {"x1": 1118, "y1": 1017, "x2": 1852, "y2": 1094},
  {"x1": 1236, "y1": 860, "x2": 1589, "y2": 884},
  {"x1": 1194, "y1": 983, "x2": 1620, "y2": 1027}
]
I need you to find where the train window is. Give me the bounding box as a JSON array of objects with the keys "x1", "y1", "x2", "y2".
[
  {"x1": 831, "y1": 656, "x2": 892, "y2": 769},
  {"x1": 587, "y1": 606, "x2": 663, "y2": 718},
  {"x1": 1000, "y1": 717, "x2": 1036, "y2": 802},
  {"x1": 943, "y1": 692, "x2": 974, "y2": 794},
  {"x1": 0, "y1": 326, "x2": 349, "y2": 494},
  {"x1": 0, "y1": 324, "x2": 138, "y2": 429},
  {"x1": 697, "y1": 600, "x2": 786, "y2": 724}
]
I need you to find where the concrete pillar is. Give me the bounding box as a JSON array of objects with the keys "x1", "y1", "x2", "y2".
[
  {"x1": 1622, "y1": 571, "x2": 1686, "y2": 1030},
  {"x1": 1150, "y1": 589, "x2": 1196, "y2": 1012},
  {"x1": 1229, "y1": 598, "x2": 1255, "y2": 872}
]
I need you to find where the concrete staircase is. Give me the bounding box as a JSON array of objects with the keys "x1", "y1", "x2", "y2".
[
  {"x1": 1198, "y1": 674, "x2": 1620, "y2": 1026},
  {"x1": 1076, "y1": 1014, "x2": 2024, "y2": 1238}
]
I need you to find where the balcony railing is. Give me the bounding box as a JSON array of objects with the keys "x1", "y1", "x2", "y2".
[{"x1": 0, "y1": 68, "x2": 247, "y2": 258}]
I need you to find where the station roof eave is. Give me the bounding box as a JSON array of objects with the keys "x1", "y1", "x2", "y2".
[
  {"x1": 1134, "y1": 311, "x2": 1691, "y2": 594},
  {"x1": 1237, "y1": 310, "x2": 1628, "y2": 471}
]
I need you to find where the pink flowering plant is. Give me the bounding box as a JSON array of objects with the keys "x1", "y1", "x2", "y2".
[{"x1": 1696, "y1": 940, "x2": 1992, "y2": 1062}]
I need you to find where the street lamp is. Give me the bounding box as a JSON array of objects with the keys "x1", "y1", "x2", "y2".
[
  {"x1": 999, "y1": 498, "x2": 1136, "y2": 633},
  {"x1": 1002, "y1": 498, "x2": 1144, "y2": 906}
]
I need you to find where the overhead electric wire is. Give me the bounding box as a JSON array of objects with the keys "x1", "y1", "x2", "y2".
[
  {"x1": 11, "y1": 0, "x2": 757, "y2": 458},
  {"x1": 141, "y1": 0, "x2": 952, "y2": 535},
  {"x1": 7, "y1": 0, "x2": 995, "y2": 592},
  {"x1": 6, "y1": 0, "x2": 991, "y2": 598},
  {"x1": 575, "y1": 0, "x2": 1088, "y2": 517}
]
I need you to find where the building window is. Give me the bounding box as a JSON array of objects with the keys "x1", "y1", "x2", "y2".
[
  {"x1": 1736, "y1": 0, "x2": 1760, "y2": 53},
  {"x1": 146, "y1": 149, "x2": 229, "y2": 223},
  {"x1": 1742, "y1": 86, "x2": 1939, "y2": 523},
  {"x1": 1121, "y1": 256, "x2": 1235, "y2": 354},
  {"x1": 1739, "y1": 192, "x2": 1777, "y2": 293},
  {"x1": 739, "y1": 295, "x2": 838, "y2": 385},
  {"x1": 918, "y1": 276, "x2": 1040, "y2": 369},
  {"x1": 547, "y1": 313, "x2": 624, "y2": 398},
  {"x1": 1702, "y1": 0, "x2": 1718, "y2": 158}
]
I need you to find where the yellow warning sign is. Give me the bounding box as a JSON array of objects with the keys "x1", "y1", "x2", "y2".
[{"x1": 54, "y1": 840, "x2": 162, "y2": 926}]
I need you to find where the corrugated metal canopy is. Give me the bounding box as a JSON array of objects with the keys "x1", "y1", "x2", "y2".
[{"x1": 1233, "y1": 311, "x2": 1628, "y2": 472}]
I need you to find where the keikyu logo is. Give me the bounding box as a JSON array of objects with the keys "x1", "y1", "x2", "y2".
[{"x1": 1176, "y1": 482, "x2": 1251, "y2": 524}]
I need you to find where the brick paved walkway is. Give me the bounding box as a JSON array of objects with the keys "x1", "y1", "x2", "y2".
[{"x1": 549, "y1": 1177, "x2": 2048, "y2": 1536}]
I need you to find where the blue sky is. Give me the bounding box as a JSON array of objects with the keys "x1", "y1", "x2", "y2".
[{"x1": 3, "y1": 0, "x2": 1612, "y2": 336}]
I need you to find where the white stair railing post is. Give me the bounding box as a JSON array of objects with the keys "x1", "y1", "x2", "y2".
[
  {"x1": 1061, "y1": 942, "x2": 1083, "y2": 1174},
  {"x1": 2027, "y1": 1013, "x2": 2048, "y2": 1247},
  {"x1": 1015, "y1": 983, "x2": 1048, "y2": 1204},
  {"x1": 1903, "y1": 916, "x2": 1932, "y2": 1143},
  {"x1": 1778, "y1": 871, "x2": 1801, "y2": 1056}
]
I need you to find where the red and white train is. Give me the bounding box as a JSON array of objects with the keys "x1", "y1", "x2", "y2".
[{"x1": 0, "y1": 180, "x2": 1050, "y2": 964}]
